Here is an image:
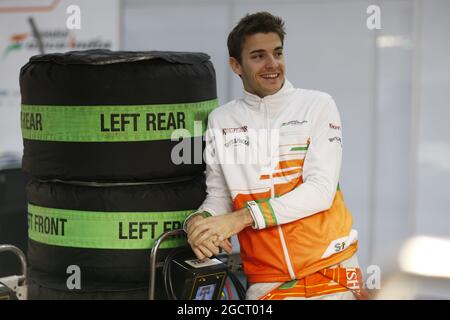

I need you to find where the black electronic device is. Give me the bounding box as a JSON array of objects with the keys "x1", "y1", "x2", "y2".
[
  {"x1": 169, "y1": 252, "x2": 228, "y2": 300},
  {"x1": 150, "y1": 230, "x2": 246, "y2": 300}
]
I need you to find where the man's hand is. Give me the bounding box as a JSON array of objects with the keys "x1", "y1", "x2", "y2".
[
  {"x1": 189, "y1": 208, "x2": 254, "y2": 248},
  {"x1": 186, "y1": 214, "x2": 233, "y2": 259}
]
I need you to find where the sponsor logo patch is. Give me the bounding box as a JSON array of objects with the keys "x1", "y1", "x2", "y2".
[
  {"x1": 222, "y1": 126, "x2": 248, "y2": 135},
  {"x1": 328, "y1": 136, "x2": 342, "y2": 144},
  {"x1": 224, "y1": 137, "x2": 250, "y2": 147},
  {"x1": 329, "y1": 123, "x2": 341, "y2": 130},
  {"x1": 281, "y1": 120, "x2": 308, "y2": 127}
]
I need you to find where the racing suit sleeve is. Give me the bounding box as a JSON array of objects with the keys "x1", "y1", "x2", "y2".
[
  {"x1": 246, "y1": 97, "x2": 343, "y2": 229},
  {"x1": 183, "y1": 117, "x2": 233, "y2": 232}
]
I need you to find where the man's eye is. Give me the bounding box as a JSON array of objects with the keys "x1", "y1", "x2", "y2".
[
  {"x1": 252, "y1": 54, "x2": 263, "y2": 59},
  {"x1": 276, "y1": 51, "x2": 283, "y2": 57}
]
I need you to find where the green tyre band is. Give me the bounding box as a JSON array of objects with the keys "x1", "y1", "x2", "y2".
[
  {"x1": 20, "y1": 50, "x2": 217, "y2": 181},
  {"x1": 26, "y1": 176, "x2": 205, "y2": 295}
]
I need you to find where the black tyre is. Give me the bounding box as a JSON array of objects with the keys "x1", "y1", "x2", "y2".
[
  {"x1": 26, "y1": 175, "x2": 205, "y2": 297},
  {"x1": 20, "y1": 50, "x2": 217, "y2": 181}
]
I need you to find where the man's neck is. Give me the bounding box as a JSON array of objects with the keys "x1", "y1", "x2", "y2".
[{"x1": 244, "y1": 82, "x2": 285, "y2": 98}]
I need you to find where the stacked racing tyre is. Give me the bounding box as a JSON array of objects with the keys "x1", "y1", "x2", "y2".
[{"x1": 20, "y1": 50, "x2": 217, "y2": 299}]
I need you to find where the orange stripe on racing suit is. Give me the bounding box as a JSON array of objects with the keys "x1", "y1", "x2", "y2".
[
  {"x1": 260, "y1": 266, "x2": 368, "y2": 300},
  {"x1": 233, "y1": 177, "x2": 357, "y2": 283},
  {"x1": 275, "y1": 159, "x2": 304, "y2": 170}
]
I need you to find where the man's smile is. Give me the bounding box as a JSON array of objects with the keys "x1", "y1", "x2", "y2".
[{"x1": 259, "y1": 72, "x2": 280, "y2": 80}]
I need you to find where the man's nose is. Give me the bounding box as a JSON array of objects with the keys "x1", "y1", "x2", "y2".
[{"x1": 266, "y1": 54, "x2": 278, "y2": 69}]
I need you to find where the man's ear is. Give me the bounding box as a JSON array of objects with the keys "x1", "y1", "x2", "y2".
[{"x1": 229, "y1": 57, "x2": 242, "y2": 76}]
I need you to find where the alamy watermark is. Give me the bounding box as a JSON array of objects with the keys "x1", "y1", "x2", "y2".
[
  {"x1": 367, "y1": 5, "x2": 381, "y2": 30},
  {"x1": 64, "y1": 263, "x2": 381, "y2": 292},
  {"x1": 66, "y1": 264, "x2": 81, "y2": 290},
  {"x1": 169, "y1": 121, "x2": 344, "y2": 166},
  {"x1": 66, "y1": 5, "x2": 81, "y2": 30}
]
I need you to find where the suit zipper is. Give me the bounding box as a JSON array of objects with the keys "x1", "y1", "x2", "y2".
[{"x1": 264, "y1": 101, "x2": 296, "y2": 280}]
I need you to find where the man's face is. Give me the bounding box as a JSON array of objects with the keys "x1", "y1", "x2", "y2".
[{"x1": 230, "y1": 32, "x2": 285, "y2": 98}]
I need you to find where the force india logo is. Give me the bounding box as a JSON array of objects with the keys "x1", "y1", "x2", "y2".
[{"x1": 3, "y1": 29, "x2": 111, "y2": 59}]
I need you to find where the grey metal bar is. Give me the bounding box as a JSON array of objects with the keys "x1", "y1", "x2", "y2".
[
  {"x1": 0, "y1": 245, "x2": 27, "y2": 284},
  {"x1": 148, "y1": 229, "x2": 186, "y2": 300}
]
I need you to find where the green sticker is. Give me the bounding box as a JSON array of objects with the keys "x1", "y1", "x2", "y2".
[
  {"x1": 21, "y1": 99, "x2": 217, "y2": 142},
  {"x1": 28, "y1": 204, "x2": 192, "y2": 249},
  {"x1": 289, "y1": 146, "x2": 308, "y2": 152},
  {"x1": 279, "y1": 280, "x2": 298, "y2": 289}
]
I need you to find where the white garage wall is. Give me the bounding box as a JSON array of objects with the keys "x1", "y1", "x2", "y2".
[
  {"x1": 123, "y1": 0, "x2": 450, "y2": 277},
  {"x1": 416, "y1": 0, "x2": 450, "y2": 237},
  {"x1": 0, "y1": 0, "x2": 121, "y2": 158},
  {"x1": 123, "y1": 0, "x2": 232, "y2": 105},
  {"x1": 371, "y1": 0, "x2": 414, "y2": 270}
]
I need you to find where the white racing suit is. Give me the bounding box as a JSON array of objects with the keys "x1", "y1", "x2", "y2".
[{"x1": 185, "y1": 79, "x2": 362, "y2": 299}]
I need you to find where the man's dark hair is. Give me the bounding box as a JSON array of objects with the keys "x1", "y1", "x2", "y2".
[{"x1": 227, "y1": 11, "x2": 286, "y2": 63}]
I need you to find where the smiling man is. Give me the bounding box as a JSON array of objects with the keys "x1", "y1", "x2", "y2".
[
  {"x1": 184, "y1": 12, "x2": 365, "y2": 300},
  {"x1": 229, "y1": 31, "x2": 285, "y2": 97}
]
